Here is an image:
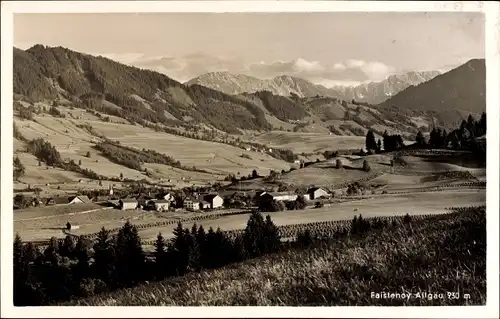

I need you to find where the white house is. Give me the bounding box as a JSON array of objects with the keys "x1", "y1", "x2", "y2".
[
  {"x1": 162, "y1": 192, "x2": 175, "y2": 202},
  {"x1": 199, "y1": 201, "x2": 211, "y2": 210},
  {"x1": 184, "y1": 199, "x2": 200, "y2": 211},
  {"x1": 68, "y1": 195, "x2": 92, "y2": 205},
  {"x1": 119, "y1": 198, "x2": 138, "y2": 210},
  {"x1": 200, "y1": 193, "x2": 224, "y2": 209},
  {"x1": 154, "y1": 199, "x2": 170, "y2": 212},
  {"x1": 307, "y1": 187, "x2": 330, "y2": 200},
  {"x1": 262, "y1": 192, "x2": 298, "y2": 202}
]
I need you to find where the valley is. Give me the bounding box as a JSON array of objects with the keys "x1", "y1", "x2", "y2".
[{"x1": 10, "y1": 44, "x2": 488, "y2": 309}]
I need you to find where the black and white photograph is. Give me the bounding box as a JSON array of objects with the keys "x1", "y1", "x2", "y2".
[{"x1": 1, "y1": 1, "x2": 499, "y2": 317}]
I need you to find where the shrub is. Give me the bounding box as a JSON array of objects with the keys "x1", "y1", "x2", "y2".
[
  {"x1": 336, "y1": 159, "x2": 343, "y2": 169},
  {"x1": 362, "y1": 160, "x2": 371, "y2": 172}
]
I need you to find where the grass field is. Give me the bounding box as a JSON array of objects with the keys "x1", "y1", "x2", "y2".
[
  {"x1": 14, "y1": 113, "x2": 292, "y2": 192},
  {"x1": 63, "y1": 207, "x2": 486, "y2": 306},
  {"x1": 243, "y1": 131, "x2": 366, "y2": 154},
  {"x1": 14, "y1": 188, "x2": 485, "y2": 243},
  {"x1": 134, "y1": 189, "x2": 484, "y2": 242}
]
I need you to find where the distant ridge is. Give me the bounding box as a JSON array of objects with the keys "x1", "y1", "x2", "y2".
[
  {"x1": 186, "y1": 70, "x2": 441, "y2": 104},
  {"x1": 378, "y1": 59, "x2": 486, "y2": 114}
]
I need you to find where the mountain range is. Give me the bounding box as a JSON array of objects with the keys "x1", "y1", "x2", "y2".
[
  {"x1": 12, "y1": 45, "x2": 485, "y2": 138},
  {"x1": 186, "y1": 70, "x2": 441, "y2": 104}
]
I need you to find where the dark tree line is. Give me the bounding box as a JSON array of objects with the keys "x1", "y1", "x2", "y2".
[
  {"x1": 13, "y1": 212, "x2": 281, "y2": 306},
  {"x1": 93, "y1": 141, "x2": 211, "y2": 174},
  {"x1": 27, "y1": 138, "x2": 63, "y2": 166},
  {"x1": 382, "y1": 131, "x2": 405, "y2": 152},
  {"x1": 14, "y1": 45, "x2": 275, "y2": 134},
  {"x1": 414, "y1": 112, "x2": 486, "y2": 151}
]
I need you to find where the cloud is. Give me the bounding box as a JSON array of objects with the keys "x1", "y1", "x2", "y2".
[
  {"x1": 333, "y1": 63, "x2": 347, "y2": 71},
  {"x1": 292, "y1": 58, "x2": 324, "y2": 73},
  {"x1": 104, "y1": 51, "x2": 399, "y2": 85},
  {"x1": 358, "y1": 61, "x2": 397, "y2": 81},
  {"x1": 346, "y1": 59, "x2": 366, "y2": 68}
]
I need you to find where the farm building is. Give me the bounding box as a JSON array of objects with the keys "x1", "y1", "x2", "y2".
[
  {"x1": 153, "y1": 199, "x2": 170, "y2": 212},
  {"x1": 106, "y1": 199, "x2": 120, "y2": 208},
  {"x1": 119, "y1": 198, "x2": 138, "y2": 210},
  {"x1": 261, "y1": 192, "x2": 298, "y2": 202},
  {"x1": 199, "y1": 193, "x2": 224, "y2": 209},
  {"x1": 307, "y1": 187, "x2": 330, "y2": 200},
  {"x1": 68, "y1": 195, "x2": 92, "y2": 205},
  {"x1": 45, "y1": 197, "x2": 69, "y2": 206},
  {"x1": 29, "y1": 198, "x2": 42, "y2": 207},
  {"x1": 199, "y1": 201, "x2": 211, "y2": 210},
  {"x1": 161, "y1": 192, "x2": 175, "y2": 202},
  {"x1": 184, "y1": 199, "x2": 200, "y2": 211}
]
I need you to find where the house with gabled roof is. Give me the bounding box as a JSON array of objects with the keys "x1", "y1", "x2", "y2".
[
  {"x1": 307, "y1": 187, "x2": 330, "y2": 200},
  {"x1": 68, "y1": 195, "x2": 92, "y2": 204},
  {"x1": 200, "y1": 193, "x2": 224, "y2": 209},
  {"x1": 119, "y1": 198, "x2": 138, "y2": 210},
  {"x1": 45, "y1": 196, "x2": 69, "y2": 206}
]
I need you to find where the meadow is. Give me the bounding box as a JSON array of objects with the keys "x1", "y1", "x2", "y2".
[
  {"x1": 63, "y1": 207, "x2": 486, "y2": 306},
  {"x1": 135, "y1": 189, "x2": 484, "y2": 242}
]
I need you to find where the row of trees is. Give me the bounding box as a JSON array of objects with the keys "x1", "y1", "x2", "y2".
[
  {"x1": 365, "y1": 130, "x2": 403, "y2": 153},
  {"x1": 258, "y1": 194, "x2": 308, "y2": 212},
  {"x1": 422, "y1": 113, "x2": 486, "y2": 150},
  {"x1": 13, "y1": 211, "x2": 281, "y2": 306},
  {"x1": 365, "y1": 112, "x2": 486, "y2": 153}
]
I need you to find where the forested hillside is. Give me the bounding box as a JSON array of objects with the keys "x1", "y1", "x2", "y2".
[
  {"x1": 378, "y1": 59, "x2": 486, "y2": 115},
  {"x1": 13, "y1": 45, "x2": 271, "y2": 134},
  {"x1": 13, "y1": 45, "x2": 480, "y2": 136}
]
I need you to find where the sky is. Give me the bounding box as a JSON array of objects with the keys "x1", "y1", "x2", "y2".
[{"x1": 14, "y1": 12, "x2": 485, "y2": 87}]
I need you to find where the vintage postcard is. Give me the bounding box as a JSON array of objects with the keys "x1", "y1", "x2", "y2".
[{"x1": 1, "y1": 1, "x2": 499, "y2": 318}]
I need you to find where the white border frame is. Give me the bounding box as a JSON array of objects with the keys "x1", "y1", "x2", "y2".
[{"x1": 1, "y1": 1, "x2": 499, "y2": 318}]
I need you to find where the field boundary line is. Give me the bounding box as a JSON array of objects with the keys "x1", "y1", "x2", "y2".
[{"x1": 15, "y1": 206, "x2": 114, "y2": 222}]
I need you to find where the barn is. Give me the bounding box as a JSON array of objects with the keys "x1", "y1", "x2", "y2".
[
  {"x1": 68, "y1": 195, "x2": 92, "y2": 205},
  {"x1": 184, "y1": 199, "x2": 200, "y2": 211},
  {"x1": 200, "y1": 193, "x2": 224, "y2": 209},
  {"x1": 307, "y1": 187, "x2": 330, "y2": 200},
  {"x1": 119, "y1": 198, "x2": 138, "y2": 210},
  {"x1": 153, "y1": 199, "x2": 170, "y2": 212},
  {"x1": 45, "y1": 197, "x2": 69, "y2": 206}
]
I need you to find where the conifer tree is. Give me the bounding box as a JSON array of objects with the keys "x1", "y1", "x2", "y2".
[
  {"x1": 214, "y1": 227, "x2": 232, "y2": 267},
  {"x1": 44, "y1": 237, "x2": 61, "y2": 266},
  {"x1": 153, "y1": 232, "x2": 167, "y2": 279},
  {"x1": 203, "y1": 227, "x2": 217, "y2": 269},
  {"x1": 336, "y1": 159, "x2": 343, "y2": 169},
  {"x1": 263, "y1": 215, "x2": 281, "y2": 253},
  {"x1": 187, "y1": 236, "x2": 201, "y2": 272},
  {"x1": 93, "y1": 227, "x2": 115, "y2": 284},
  {"x1": 59, "y1": 235, "x2": 76, "y2": 258},
  {"x1": 115, "y1": 221, "x2": 144, "y2": 287},
  {"x1": 243, "y1": 211, "x2": 267, "y2": 258},
  {"x1": 196, "y1": 225, "x2": 207, "y2": 266},
  {"x1": 365, "y1": 130, "x2": 377, "y2": 151},
  {"x1": 14, "y1": 234, "x2": 26, "y2": 305},
  {"x1": 415, "y1": 131, "x2": 425, "y2": 146},
  {"x1": 73, "y1": 237, "x2": 91, "y2": 282},
  {"x1": 170, "y1": 222, "x2": 190, "y2": 274},
  {"x1": 294, "y1": 195, "x2": 307, "y2": 210},
  {"x1": 363, "y1": 160, "x2": 371, "y2": 172}
]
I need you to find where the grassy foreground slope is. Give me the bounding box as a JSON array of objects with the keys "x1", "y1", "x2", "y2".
[{"x1": 66, "y1": 208, "x2": 485, "y2": 306}]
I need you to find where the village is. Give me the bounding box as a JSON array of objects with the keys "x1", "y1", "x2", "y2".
[{"x1": 14, "y1": 182, "x2": 333, "y2": 215}]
